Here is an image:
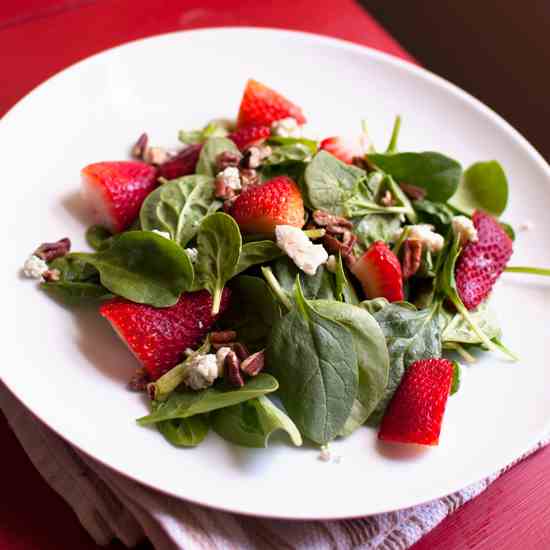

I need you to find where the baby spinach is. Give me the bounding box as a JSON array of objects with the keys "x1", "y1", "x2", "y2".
[
  {"x1": 233, "y1": 240, "x2": 284, "y2": 277},
  {"x1": 367, "y1": 151, "x2": 462, "y2": 202},
  {"x1": 304, "y1": 150, "x2": 366, "y2": 215},
  {"x1": 333, "y1": 253, "x2": 359, "y2": 305},
  {"x1": 211, "y1": 396, "x2": 302, "y2": 448},
  {"x1": 178, "y1": 121, "x2": 229, "y2": 145},
  {"x1": 266, "y1": 282, "x2": 358, "y2": 444},
  {"x1": 70, "y1": 231, "x2": 194, "y2": 307},
  {"x1": 413, "y1": 199, "x2": 455, "y2": 232},
  {"x1": 140, "y1": 175, "x2": 221, "y2": 247},
  {"x1": 41, "y1": 281, "x2": 113, "y2": 303},
  {"x1": 343, "y1": 179, "x2": 411, "y2": 218},
  {"x1": 310, "y1": 300, "x2": 390, "y2": 436},
  {"x1": 157, "y1": 415, "x2": 210, "y2": 447},
  {"x1": 194, "y1": 213, "x2": 242, "y2": 313},
  {"x1": 448, "y1": 160, "x2": 509, "y2": 217},
  {"x1": 195, "y1": 137, "x2": 240, "y2": 176},
  {"x1": 441, "y1": 302, "x2": 502, "y2": 345},
  {"x1": 353, "y1": 213, "x2": 402, "y2": 250},
  {"x1": 137, "y1": 373, "x2": 278, "y2": 425},
  {"x1": 267, "y1": 136, "x2": 318, "y2": 156},
  {"x1": 263, "y1": 143, "x2": 313, "y2": 166},
  {"x1": 85, "y1": 225, "x2": 113, "y2": 251}
]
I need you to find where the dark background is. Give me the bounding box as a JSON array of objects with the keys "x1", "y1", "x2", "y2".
[{"x1": 360, "y1": 0, "x2": 550, "y2": 161}]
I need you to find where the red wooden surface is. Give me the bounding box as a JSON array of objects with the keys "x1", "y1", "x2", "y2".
[{"x1": 2, "y1": 2, "x2": 549, "y2": 549}]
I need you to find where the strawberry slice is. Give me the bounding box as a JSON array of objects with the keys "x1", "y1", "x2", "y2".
[
  {"x1": 156, "y1": 144, "x2": 202, "y2": 180},
  {"x1": 379, "y1": 358, "x2": 454, "y2": 446},
  {"x1": 236, "y1": 79, "x2": 306, "y2": 129},
  {"x1": 320, "y1": 135, "x2": 367, "y2": 164},
  {"x1": 81, "y1": 161, "x2": 158, "y2": 233},
  {"x1": 229, "y1": 125, "x2": 271, "y2": 150},
  {"x1": 229, "y1": 176, "x2": 305, "y2": 235},
  {"x1": 456, "y1": 210, "x2": 513, "y2": 310},
  {"x1": 351, "y1": 241, "x2": 404, "y2": 302},
  {"x1": 100, "y1": 289, "x2": 231, "y2": 381}
]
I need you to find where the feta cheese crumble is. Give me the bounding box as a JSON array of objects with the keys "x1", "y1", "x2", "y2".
[
  {"x1": 185, "y1": 247, "x2": 198, "y2": 263},
  {"x1": 275, "y1": 225, "x2": 328, "y2": 276},
  {"x1": 217, "y1": 166, "x2": 241, "y2": 190},
  {"x1": 451, "y1": 215, "x2": 478, "y2": 246},
  {"x1": 326, "y1": 254, "x2": 338, "y2": 273},
  {"x1": 182, "y1": 353, "x2": 219, "y2": 390},
  {"x1": 152, "y1": 229, "x2": 171, "y2": 240},
  {"x1": 22, "y1": 255, "x2": 49, "y2": 279},
  {"x1": 394, "y1": 224, "x2": 445, "y2": 253},
  {"x1": 271, "y1": 117, "x2": 302, "y2": 138}
]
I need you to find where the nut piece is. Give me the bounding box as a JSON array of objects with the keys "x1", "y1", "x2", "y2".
[
  {"x1": 401, "y1": 239, "x2": 423, "y2": 280},
  {"x1": 240, "y1": 350, "x2": 265, "y2": 376},
  {"x1": 216, "y1": 151, "x2": 242, "y2": 171},
  {"x1": 128, "y1": 368, "x2": 149, "y2": 392},
  {"x1": 215, "y1": 178, "x2": 236, "y2": 200},
  {"x1": 42, "y1": 269, "x2": 61, "y2": 282},
  {"x1": 210, "y1": 330, "x2": 237, "y2": 343},
  {"x1": 224, "y1": 350, "x2": 244, "y2": 387},
  {"x1": 143, "y1": 146, "x2": 170, "y2": 165},
  {"x1": 231, "y1": 342, "x2": 249, "y2": 361},
  {"x1": 399, "y1": 182, "x2": 427, "y2": 201},
  {"x1": 312, "y1": 210, "x2": 353, "y2": 229},
  {"x1": 239, "y1": 168, "x2": 260, "y2": 190},
  {"x1": 380, "y1": 190, "x2": 395, "y2": 207},
  {"x1": 131, "y1": 133, "x2": 148, "y2": 159},
  {"x1": 34, "y1": 238, "x2": 71, "y2": 262}
]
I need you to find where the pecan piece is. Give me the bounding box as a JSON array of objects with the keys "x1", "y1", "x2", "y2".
[
  {"x1": 239, "y1": 168, "x2": 260, "y2": 189},
  {"x1": 379, "y1": 190, "x2": 395, "y2": 207},
  {"x1": 128, "y1": 368, "x2": 149, "y2": 392},
  {"x1": 131, "y1": 132, "x2": 148, "y2": 159},
  {"x1": 34, "y1": 238, "x2": 71, "y2": 262},
  {"x1": 240, "y1": 350, "x2": 265, "y2": 376},
  {"x1": 401, "y1": 239, "x2": 423, "y2": 280},
  {"x1": 210, "y1": 330, "x2": 237, "y2": 343},
  {"x1": 231, "y1": 342, "x2": 249, "y2": 361},
  {"x1": 399, "y1": 182, "x2": 427, "y2": 201},
  {"x1": 215, "y1": 178, "x2": 236, "y2": 200},
  {"x1": 312, "y1": 210, "x2": 353, "y2": 229},
  {"x1": 42, "y1": 269, "x2": 61, "y2": 282},
  {"x1": 224, "y1": 350, "x2": 244, "y2": 387},
  {"x1": 216, "y1": 151, "x2": 242, "y2": 171},
  {"x1": 322, "y1": 233, "x2": 345, "y2": 255}
]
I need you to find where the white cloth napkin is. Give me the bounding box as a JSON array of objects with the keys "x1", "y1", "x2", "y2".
[{"x1": 2, "y1": 382, "x2": 547, "y2": 550}]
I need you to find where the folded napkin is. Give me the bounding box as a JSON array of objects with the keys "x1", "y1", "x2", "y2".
[{"x1": 2, "y1": 382, "x2": 547, "y2": 549}]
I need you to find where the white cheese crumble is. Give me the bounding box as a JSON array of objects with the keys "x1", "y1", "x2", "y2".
[
  {"x1": 215, "y1": 346, "x2": 232, "y2": 374},
  {"x1": 152, "y1": 229, "x2": 171, "y2": 239},
  {"x1": 275, "y1": 225, "x2": 328, "y2": 276},
  {"x1": 326, "y1": 255, "x2": 338, "y2": 273},
  {"x1": 185, "y1": 247, "x2": 198, "y2": 263},
  {"x1": 182, "y1": 353, "x2": 219, "y2": 390},
  {"x1": 271, "y1": 117, "x2": 302, "y2": 138},
  {"x1": 217, "y1": 166, "x2": 241, "y2": 190},
  {"x1": 394, "y1": 224, "x2": 445, "y2": 253},
  {"x1": 452, "y1": 215, "x2": 478, "y2": 246},
  {"x1": 22, "y1": 255, "x2": 49, "y2": 279}
]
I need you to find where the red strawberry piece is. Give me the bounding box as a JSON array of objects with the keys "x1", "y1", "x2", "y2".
[
  {"x1": 320, "y1": 136, "x2": 366, "y2": 164},
  {"x1": 229, "y1": 125, "x2": 271, "y2": 150},
  {"x1": 229, "y1": 176, "x2": 305, "y2": 235},
  {"x1": 81, "y1": 161, "x2": 158, "y2": 233},
  {"x1": 156, "y1": 144, "x2": 202, "y2": 180},
  {"x1": 236, "y1": 79, "x2": 306, "y2": 129},
  {"x1": 456, "y1": 210, "x2": 513, "y2": 310},
  {"x1": 379, "y1": 358, "x2": 454, "y2": 446},
  {"x1": 351, "y1": 241, "x2": 404, "y2": 302},
  {"x1": 100, "y1": 289, "x2": 231, "y2": 381}
]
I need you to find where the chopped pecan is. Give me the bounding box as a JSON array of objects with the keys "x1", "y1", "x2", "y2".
[
  {"x1": 399, "y1": 182, "x2": 427, "y2": 201},
  {"x1": 42, "y1": 269, "x2": 61, "y2": 282},
  {"x1": 216, "y1": 151, "x2": 242, "y2": 171},
  {"x1": 380, "y1": 190, "x2": 395, "y2": 207},
  {"x1": 215, "y1": 178, "x2": 236, "y2": 200},
  {"x1": 312, "y1": 210, "x2": 353, "y2": 229},
  {"x1": 34, "y1": 238, "x2": 71, "y2": 261},
  {"x1": 241, "y1": 350, "x2": 265, "y2": 376},
  {"x1": 322, "y1": 233, "x2": 344, "y2": 255},
  {"x1": 210, "y1": 330, "x2": 237, "y2": 343},
  {"x1": 342, "y1": 230, "x2": 357, "y2": 252},
  {"x1": 211, "y1": 341, "x2": 236, "y2": 350},
  {"x1": 401, "y1": 239, "x2": 423, "y2": 280},
  {"x1": 128, "y1": 368, "x2": 149, "y2": 392},
  {"x1": 224, "y1": 350, "x2": 244, "y2": 387},
  {"x1": 239, "y1": 168, "x2": 260, "y2": 189},
  {"x1": 131, "y1": 133, "x2": 148, "y2": 159},
  {"x1": 325, "y1": 224, "x2": 347, "y2": 235},
  {"x1": 231, "y1": 342, "x2": 249, "y2": 361},
  {"x1": 222, "y1": 198, "x2": 236, "y2": 213},
  {"x1": 352, "y1": 156, "x2": 376, "y2": 171},
  {"x1": 344, "y1": 253, "x2": 357, "y2": 269},
  {"x1": 143, "y1": 146, "x2": 170, "y2": 165}
]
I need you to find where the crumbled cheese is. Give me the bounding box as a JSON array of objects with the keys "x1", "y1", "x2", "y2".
[
  {"x1": 246, "y1": 145, "x2": 272, "y2": 169},
  {"x1": 451, "y1": 215, "x2": 478, "y2": 246},
  {"x1": 326, "y1": 255, "x2": 338, "y2": 273},
  {"x1": 185, "y1": 247, "x2": 198, "y2": 263},
  {"x1": 182, "y1": 353, "x2": 219, "y2": 390},
  {"x1": 152, "y1": 229, "x2": 171, "y2": 239},
  {"x1": 215, "y1": 346, "x2": 232, "y2": 375},
  {"x1": 395, "y1": 224, "x2": 445, "y2": 253},
  {"x1": 217, "y1": 166, "x2": 241, "y2": 190},
  {"x1": 271, "y1": 117, "x2": 302, "y2": 138},
  {"x1": 22, "y1": 255, "x2": 49, "y2": 279},
  {"x1": 318, "y1": 446, "x2": 332, "y2": 462},
  {"x1": 275, "y1": 225, "x2": 328, "y2": 276}
]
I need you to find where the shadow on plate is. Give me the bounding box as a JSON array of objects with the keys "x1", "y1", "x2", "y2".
[{"x1": 62, "y1": 190, "x2": 93, "y2": 227}]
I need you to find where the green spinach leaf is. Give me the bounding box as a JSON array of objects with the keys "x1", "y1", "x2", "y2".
[
  {"x1": 211, "y1": 396, "x2": 302, "y2": 448},
  {"x1": 234, "y1": 240, "x2": 283, "y2": 276},
  {"x1": 267, "y1": 136, "x2": 318, "y2": 156},
  {"x1": 353, "y1": 213, "x2": 402, "y2": 250},
  {"x1": 413, "y1": 199, "x2": 455, "y2": 232},
  {"x1": 441, "y1": 302, "x2": 502, "y2": 345},
  {"x1": 85, "y1": 225, "x2": 113, "y2": 251},
  {"x1": 195, "y1": 137, "x2": 240, "y2": 177},
  {"x1": 333, "y1": 253, "x2": 359, "y2": 305},
  {"x1": 178, "y1": 121, "x2": 229, "y2": 145},
  {"x1": 41, "y1": 281, "x2": 112, "y2": 303},
  {"x1": 157, "y1": 415, "x2": 210, "y2": 447},
  {"x1": 263, "y1": 143, "x2": 313, "y2": 166}
]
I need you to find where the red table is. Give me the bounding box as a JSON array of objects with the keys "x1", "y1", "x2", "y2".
[{"x1": 2, "y1": 2, "x2": 550, "y2": 549}]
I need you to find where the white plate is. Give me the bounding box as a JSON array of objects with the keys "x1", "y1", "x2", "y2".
[{"x1": 2, "y1": 28, "x2": 550, "y2": 520}]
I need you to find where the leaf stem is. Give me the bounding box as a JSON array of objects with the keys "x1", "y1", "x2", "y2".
[
  {"x1": 505, "y1": 266, "x2": 550, "y2": 276},
  {"x1": 261, "y1": 266, "x2": 292, "y2": 311},
  {"x1": 392, "y1": 227, "x2": 411, "y2": 256},
  {"x1": 444, "y1": 342, "x2": 476, "y2": 364},
  {"x1": 148, "y1": 363, "x2": 189, "y2": 401},
  {"x1": 212, "y1": 287, "x2": 223, "y2": 314},
  {"x1": 386, "y1": 115, "x2": 402, "y2": 154}
]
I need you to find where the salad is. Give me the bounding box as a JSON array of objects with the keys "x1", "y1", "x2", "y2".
[{"x1": 22, "y1": 79, "x2": 550, "y2": 455}]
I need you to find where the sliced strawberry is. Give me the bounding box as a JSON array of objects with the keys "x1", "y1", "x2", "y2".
[
  {"x1": 456, "y1": 210, "x2": 513, "y2": 310},
  {"x1": 229, "y1": 125, "x2": 271, "y2": 150},
  {"x1": 379, "y1": 358, "x2": 454, "y2": 445},
  {"x1": 156, "y1": 144, "x2": 202, "y2": 180},
  {"x1": 229, "y1": 176, "x2": 305, "y2": 235},
  {"x1": 81, "y1": 161, "x2": 157, "y2": 233},
  {"x1": 320, "y1": 135, "x2": 369, "y2": 164},
  {"x1": 236, "y1": 79, "x2": 306, "y2": 129},
  {"x1": 351, "y1": 241, "x2": 404, "y2": 302},
  {"x1": 100, "y1": 289, "x2": 231, "y2": 381}
]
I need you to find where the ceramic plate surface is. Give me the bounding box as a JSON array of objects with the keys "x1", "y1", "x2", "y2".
[{"x1": 2, "y1": 28, "x2": 550, "y2": 519}]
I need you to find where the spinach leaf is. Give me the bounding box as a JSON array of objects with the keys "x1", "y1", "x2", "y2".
[
  {"x1": 85, "y1": 225, "x2": 113, "y2": 251},
  {"x1": 194, "y1": 213, "x2": 242, "y2": 313},
  {"x1": 500, "y1": 222, "x2": 515, "y2": 241},
  {"x1": 334, "y1": 253, "x2": 359, "y2": 305},
  {"x1": 448, "y1": 160, "x2": 508, "y2": 217},
  {"x1": 195, "y1": 137, "x2": 240, "y2": 177},
  {"x1": 234, "y1": 240, "x2": 283, "y2": 277},
  {"x1": 267, "y1": 136, "x2": 318, "y2": 156},
  {"x1": 70, "y1": 231, "x2": 194, "y2": 307},
  {"x1": 211, "y1": 396, "x2": 302, "y2": 448},
  {"x1": 311, "y1": 300, "x2": 390, "y2": 436},
  {"x1": 413, "y1": 199, "x2": 455, "y2": 232},
  {"x1": 266, "y1": 282, "x2": 358, "y2": 444},
  {"x1": 178, "y1": 121, "x2": 229, "y2": 145},
  {"x1": 157, "y1": 415, "x2": 210, "y2": 447},
  {"x1": 353, "y1": 213, "x2": 402, "y2": 250},
  {"x1": 140, "y1": 175, "x2": 221, "y2": 247},
  {"x1": 343, "y1": 179, "x2": 411, "y2": 218},
  {"x1": 451, "y1": 361, "x2": 461, "y2": 395},
  {"x1": 367, "y1": 151, "x2": 462, "y2": 202},
  {"x1": 361, "y1": 299, "x2": 443, "y2": 425},
  {"x1": 304, "y1": 150, "x2": 366, "y2": 215},
  {"x1": 48, "y1": 256, "x2": 99, "y2": 282},
  {"x1": 259, "y1": 161, "x2": 308, "y2": 189},
  {"x1": 41, "y1": 281, "x2": 112, "y2": 303},
  {"x1": 219, "y1": 275, "x2": 281, "y2": 352},
  {"x1": 137, "y1": 373, "x2": 278, "y2": 425},
  {"x1": 441, "y1": 301, "x2": 502, "y2": 345},
  {"x1": 263, "y1": 143, "x2": 313, "y2": 166}
]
